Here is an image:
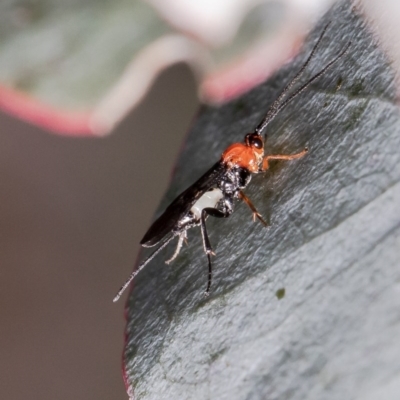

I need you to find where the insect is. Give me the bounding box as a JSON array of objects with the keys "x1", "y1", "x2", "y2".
[{"x1": 113, "y1": 23, "x2": 350, "y2": 302}]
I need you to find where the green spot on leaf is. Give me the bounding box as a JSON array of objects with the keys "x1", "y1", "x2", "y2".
[{"x1": 276, "y1": 288, "x2": 285, "y2": 300}]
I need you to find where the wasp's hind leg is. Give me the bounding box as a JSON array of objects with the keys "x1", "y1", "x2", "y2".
[
  {"x1": 165, "y1": 231, "x2": 187, "y2": 265},
  {"x1": 238, "y1": 190, "x2": 268, "y2": 226},
  {"x1": 200, "y1": 207, "x2": 230, "y2": 295}
]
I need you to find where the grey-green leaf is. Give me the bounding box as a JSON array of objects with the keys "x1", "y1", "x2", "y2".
[{"x1": 123, "y1": 2, "x2": 400, "y2": 399}]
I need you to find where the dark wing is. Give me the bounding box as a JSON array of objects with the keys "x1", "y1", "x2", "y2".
[{"x1": 140, "y1": 161, "x2": 226, "y2": 247}]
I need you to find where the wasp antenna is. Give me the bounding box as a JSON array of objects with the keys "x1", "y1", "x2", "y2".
[
  {"x1": 272, "y1": 41, "x2": 351, "y2": 118},
  {"x1": 113, "y1": 235, "x2": 175, "y2": 302},
  {"x1": 254, "y1": 22, "x2": 337, "y2": 135}
]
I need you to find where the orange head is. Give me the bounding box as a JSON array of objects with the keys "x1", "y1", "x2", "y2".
[{"x1": 221, "y1": 133, "x2": 264, "y2": 173}]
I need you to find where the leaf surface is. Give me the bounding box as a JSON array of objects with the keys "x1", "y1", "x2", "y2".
[{"x1": 123, "y1": 2, "x2": 400, "y2": 399}]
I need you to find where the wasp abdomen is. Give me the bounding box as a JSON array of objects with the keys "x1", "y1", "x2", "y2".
[{"x1": 190, "y1": 188, "x2": 223, "y2": 220}]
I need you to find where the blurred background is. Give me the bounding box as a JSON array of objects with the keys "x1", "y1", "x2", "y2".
[{"x1": 0, "y1": 63, "x2": 198, "y2": 400}]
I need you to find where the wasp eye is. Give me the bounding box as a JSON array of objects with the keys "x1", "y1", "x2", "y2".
[
  {"x1": 249, "y1": 134, "x2": 262, "y2": 149},
  {"x1": 245, "y1": 133, "x2": 263, "y2": 149}
]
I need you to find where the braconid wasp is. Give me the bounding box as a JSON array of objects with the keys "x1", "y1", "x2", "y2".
[{"x1": 113, "y1": 22, "x2": 350, "y2": 302}]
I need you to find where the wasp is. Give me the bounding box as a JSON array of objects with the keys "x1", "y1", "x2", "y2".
[{"x1": 113, "y1": 23, "x2": 350, "y2": 302}]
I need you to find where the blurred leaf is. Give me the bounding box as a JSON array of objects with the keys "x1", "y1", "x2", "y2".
[
  {"x1": 0, "y1": 0, "x2": 333, "y2": 135},
  {"x1": 0, "y1": 0, "x2": 175, "y2": 134},
  {"x1": 122, "y1": 2, "x2": 400, "y2": 399},
  {"x1": 0, "y1": 0, "x2": 171, "y2": 108}
]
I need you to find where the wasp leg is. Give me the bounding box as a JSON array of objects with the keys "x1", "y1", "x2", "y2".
[
  {"x1": 200, "y1": 207, "x2": 230, "y2": 295},
  {"x1": 165, "y1": 231, "x2": 187, "y2": 264},
  {"x1": 262, "y1": 147, "x2": 308, "y2": 171},
  {"x1": 238, "y1": 190, "x2": 268, "y2": 226}
]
